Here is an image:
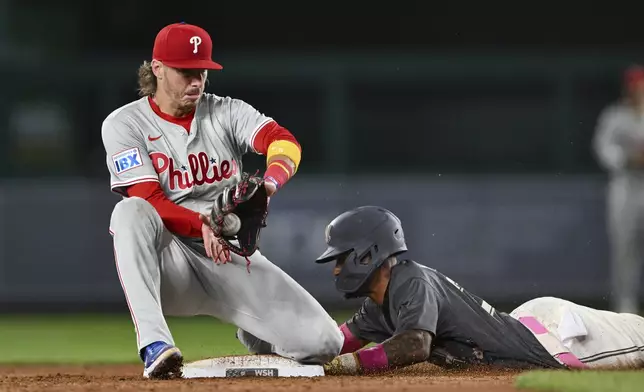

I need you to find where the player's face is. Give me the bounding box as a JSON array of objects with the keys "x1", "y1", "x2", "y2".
[
  {"x1": 160, "y1": 65, "x2": 208, "y2": 110},
  {"x1": 333, "y1": 252, "x2": 373, "y2": 277},
  {"x1": 333, "y1": 254, "x2": 348, "y2": 277}
]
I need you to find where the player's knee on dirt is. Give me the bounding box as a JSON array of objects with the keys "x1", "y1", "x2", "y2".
[
  {"x1": 110, "y1": 197, "x2": 164, "y2": 241},
  {"x1": 236, "y1": 328, "x2": 274, "y2": 355}
]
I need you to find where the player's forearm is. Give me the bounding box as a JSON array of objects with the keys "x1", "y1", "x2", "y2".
[
  {"x1": 381, "y1": 329, "x2": 433, "y2": 369},
  {"x1": 324, "y1": 330, "x2": 432, "y2": 375},
  {"x1": 252, "y1": 121, "x2": 302, "y2": 190},
  {"x1": 263, "y1": 141, "x2": 301, "y2": 190},
  {"x1": 264, "y1": 153, "x2": 297, "y2": 188}
]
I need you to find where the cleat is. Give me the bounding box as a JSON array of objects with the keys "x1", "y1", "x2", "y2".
[{"x1": 142, "y1": 341, "x2": 183, "y2": 379}]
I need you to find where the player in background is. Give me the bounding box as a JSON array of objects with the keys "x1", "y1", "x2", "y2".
[
  {"x1": 593, "y1": 65, "x2": 644, "y2": 314},
  {"x1": 101, "y1": 22, "x2": 342, "y2": 379},
  {"x1": 315, "y1": 206, "x2": 644, "y2": 375}
]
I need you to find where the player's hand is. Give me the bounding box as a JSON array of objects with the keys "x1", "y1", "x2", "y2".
[
  {"x1": 199, "y1": 214, "x2": 231, "y2": 264},
  {"x1": 264, "y1": 180, "x2": 277, "y2": 197},
  {"x1": 323, "y1": 353, "x2": 361, "y2": 376}
]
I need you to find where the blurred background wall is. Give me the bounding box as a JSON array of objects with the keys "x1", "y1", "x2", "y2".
[{"x1": 0, "y1": 1, "x2": 643, "y2": 313}]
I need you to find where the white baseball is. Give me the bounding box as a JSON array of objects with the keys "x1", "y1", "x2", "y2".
[{"x1": 222, "y1": 213, "x2": 241, "y2": 236}]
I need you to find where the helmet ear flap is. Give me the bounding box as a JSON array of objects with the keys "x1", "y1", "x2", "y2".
[{"x1": 356, "y1": 244, "x2": 379, "y2": 266}]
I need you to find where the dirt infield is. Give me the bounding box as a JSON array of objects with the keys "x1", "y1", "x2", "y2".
[{"x1": 0, "y1": 363, "x2": 524, "y2": 392}]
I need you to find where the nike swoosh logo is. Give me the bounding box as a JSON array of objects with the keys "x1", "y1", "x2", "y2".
[{"x1": 148, "y1": 135, "x2": 162, "y2": 141}]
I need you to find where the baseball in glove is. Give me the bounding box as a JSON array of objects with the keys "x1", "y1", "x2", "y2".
[{"x1": 209, "y1": 172, "x2": 269, "y2": 260}]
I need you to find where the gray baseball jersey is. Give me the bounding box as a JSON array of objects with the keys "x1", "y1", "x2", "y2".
[
  {"x1": 345, "y1": 260, "x2": 563, "y2": 369},
  {"x1": 102, "y1": 94, "x2": 273, "y2": 213},
  {"x1": 102, "y1": 94, "x2": 344, "y2": 365},
  {"x1": 592, "y1": 102, "x2": 644, "y2": 314},
  {"x1": 593, "y1": 102, "x2": 644, "y2": 172}
]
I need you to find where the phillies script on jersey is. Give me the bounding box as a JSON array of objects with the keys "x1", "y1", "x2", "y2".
[{"x1": 150, "y1": 151, "x2": 238, "y2": 191}]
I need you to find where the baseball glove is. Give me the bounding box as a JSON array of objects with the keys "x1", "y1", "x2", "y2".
[{"x1": 209, "y1": 172, "x2": 269, "y2": 257}]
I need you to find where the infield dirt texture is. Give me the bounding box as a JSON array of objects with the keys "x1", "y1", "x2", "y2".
[{"x1": 0, "y1": 363, "x2": 520, "y2": 392}]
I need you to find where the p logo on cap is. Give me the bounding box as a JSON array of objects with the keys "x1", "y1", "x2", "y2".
[{"x1": 190, "y1": 36, "x2": 202, "y2": 53}]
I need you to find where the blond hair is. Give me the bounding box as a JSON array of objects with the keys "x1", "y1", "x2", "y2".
[{"x1": 137, "y1": 61, "x2": 157, "y2": 97}]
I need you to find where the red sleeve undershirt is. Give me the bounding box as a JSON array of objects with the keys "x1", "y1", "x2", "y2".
[{"x1": 126, "y1": 116, "x2": 299, "y2": 238}]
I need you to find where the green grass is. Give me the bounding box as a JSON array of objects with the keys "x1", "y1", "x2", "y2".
[
  {"x1": 515, "y1": 370, "x2": 644, "y2": 392},
  {"x1": 0, "y1": 312, "x2": 353, "y2": 365}
]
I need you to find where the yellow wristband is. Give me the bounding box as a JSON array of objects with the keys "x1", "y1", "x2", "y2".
[{"x1": 267, "y1": 140, "x2": 301, "y2": 172}]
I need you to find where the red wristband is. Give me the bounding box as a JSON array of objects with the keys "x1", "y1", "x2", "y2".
[
  {"x1": 356, "y1": 344, "x2": 389, "y2": 373},
  {"x1": 264, "y1": 160, "x2": 292, "y2": 189}
]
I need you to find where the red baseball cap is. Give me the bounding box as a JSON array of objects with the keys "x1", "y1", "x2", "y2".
[{"x1": 152, "y1": 22, "x2": 223, "y2": 70}]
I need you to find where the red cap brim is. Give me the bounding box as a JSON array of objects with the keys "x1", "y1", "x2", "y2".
[{"x1": 160, "y1": 59, "x2": 223, "y2": 70}]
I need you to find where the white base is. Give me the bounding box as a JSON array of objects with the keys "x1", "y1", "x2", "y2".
[{"x1": 181, "y1": 354, "x2": 326, "y2": 378}]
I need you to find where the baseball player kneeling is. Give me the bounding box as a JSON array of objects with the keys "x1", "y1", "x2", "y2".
[
  {"x1": 315, "y1": 206, "x2": 644, "y2": 375},
  {"x1": 102, "y1": 22, "x2": 342, "y2": 380}
]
